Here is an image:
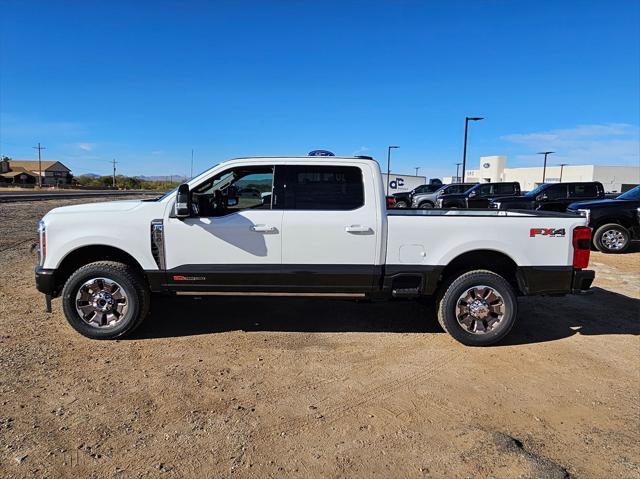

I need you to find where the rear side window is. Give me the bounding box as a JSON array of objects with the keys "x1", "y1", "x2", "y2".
[
  {"x1": 280, "y1": 165, "x2": 364, "y2": 210},
  {"x1": 493, "y1": 183, "x2": 516, "y2": 194},
  {"x1": 568, "y1": 183, "x2": 598, "y2": 198}
]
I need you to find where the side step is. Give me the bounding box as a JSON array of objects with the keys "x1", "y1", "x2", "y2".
[{"x1": 392, "y1": 287, "x2": 421, "y2": 298}]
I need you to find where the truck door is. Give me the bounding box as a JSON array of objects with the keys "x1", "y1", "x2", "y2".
[
  {"x1": 278, "y1": 164, "x2": 379, "y2": 292},
  {"x1": 163, "y1": 165, "x2": 283, "y2": 290},
  {"x1": 537, "y1": 184, "x2": 568, "y2": 211}
]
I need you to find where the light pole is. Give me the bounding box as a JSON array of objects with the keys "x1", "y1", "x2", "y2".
[
  {"x1": 558, "y1": 163, "x2": 568, "y2": 182},
  {"x1": 386, "y1": 145, "x2": 399, "y2": 195},
  {"x1": 455, "y1": 162, "x2": 462, "y2": 183},
  {"x1": 415, "y1": 166, "x2": 420, "y2": 176},
  {"x1": 462, "y1": 116, "x2": 483, "y2": 182},
  {"x1": 537, "y1": 151, "x2": 555, "y2": 183}
]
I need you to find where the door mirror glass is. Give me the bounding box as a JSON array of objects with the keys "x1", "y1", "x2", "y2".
[
  {"x1": 175, "y1": 183, "x2": 191, "y2": 217},
  {"x1": 537, "y1": 193, "x2": 548, "y2": 201}
]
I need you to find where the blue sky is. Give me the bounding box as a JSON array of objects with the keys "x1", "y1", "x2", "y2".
[{"x1": 1, "y1": 0, "x2": 638, "y2": 178}]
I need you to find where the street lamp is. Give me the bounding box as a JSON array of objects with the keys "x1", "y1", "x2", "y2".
[
  {"x1": 415, "y1": 166, "x2": 420, "y2": 176},
  {"x1": 386, "y1": 145, "x2": 399, "y2": 195},
  {"x1": 537, "y1": 151, "x2": 555, "y2": 183},
  {"x1": 558, "y1": 163, "x2": 568, "y2": 182},
  {"x1": 462, "y1": 116, "x2": 484, "y2": 182},
  {"x1": 455, "y1": 162, "x2": 462, "y2": 183}
]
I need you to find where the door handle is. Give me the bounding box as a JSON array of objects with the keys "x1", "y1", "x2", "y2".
[
  {"x1": 345, "y1": 225, "x2": 373, "y2": 234},
  {"x1": 251, "y1": 225, "x2": 277, "y2": 233}
]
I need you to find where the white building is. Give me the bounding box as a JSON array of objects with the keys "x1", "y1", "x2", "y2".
[{"x1": 464, "y1": 156, "x2": 639, "y2": 193}]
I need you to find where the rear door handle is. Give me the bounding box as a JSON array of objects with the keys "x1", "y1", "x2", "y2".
[
  {"x1": 251, "y1": 225, "x2": 277, "y2": 233},
  {"x1": 345, "y1": 225, "x2": 373, "y2": 234}
]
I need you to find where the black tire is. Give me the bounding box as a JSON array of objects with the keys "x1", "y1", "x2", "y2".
[
  {"x1": 419, "y1": 201, "x2": 434, "y2": 209},
  {"x1": 436, "y1": 270, "x2": 517, "y2": 346},
  {"x1": 61, "y1": 261, "x2": 150, "y2": 339},
  {"x1": 593, "y1": 223, "x2": 631, "y2": 254},
  {"x1": 395, "y1": 200, "x2": 408, "y2": 208}
]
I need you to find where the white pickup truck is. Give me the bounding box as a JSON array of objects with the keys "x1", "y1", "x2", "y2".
[{"x1": 35, "y1": 156, "x2": 595, "y2": 346}]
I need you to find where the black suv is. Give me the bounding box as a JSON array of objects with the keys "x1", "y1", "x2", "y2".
[
  {"x1": 567, "y1": 185, "x2": 640, "y2": 253},
  {"x1": 438, "y1": 182, "x2": 521, "y2": 209},
  {"x1": 392, "y1": 183, "x2": 441, "y2": 208},
  {"x1": 490, "y1": 182, "x2": 605, "y2": 212}
]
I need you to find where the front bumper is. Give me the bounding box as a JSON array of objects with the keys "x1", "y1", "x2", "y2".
[
  {"x1": 35, "y1": 266, "x2": 58, "y2": 297},
  {"x1": 572, "y1": 269, "x2": 595, "y2": 293}
]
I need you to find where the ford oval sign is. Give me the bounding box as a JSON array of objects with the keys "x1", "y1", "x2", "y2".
[
  {"x1": 308, "y1": 150, "x2": 335, "y2": 157},
  {"x1": 483, "y1": 162, "x2": 491, "y2": 168}
]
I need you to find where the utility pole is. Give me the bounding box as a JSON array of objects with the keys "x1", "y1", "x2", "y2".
[
  {"x1": 386, "y1": 146, "x2": 399, "y2": 196},
  {"x1": 462, "y1": 117, "x2": 483, "y2": 183},
  {"x1": 111, "y1": 158, "x2": 118, "y2": 188},
  {"x1": 455, "y1": 162, "x2": 462, "y2": 183},
  {"x1": 191, "y1": 149, "x2": 194, "y2": 179},
  {"x1": 537, "y1": 151, "x2": 554, "y2": 183},
  {"x1": 32, "y1": 143, "x2": 46, "y2": 187},
  {"x1": 558, "y1": 163, "x2": 568, "y2": 182}
]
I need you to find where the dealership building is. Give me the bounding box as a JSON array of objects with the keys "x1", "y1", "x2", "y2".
[{"x1": 451, "y1": 156, "x2": 639, "y2": 193}]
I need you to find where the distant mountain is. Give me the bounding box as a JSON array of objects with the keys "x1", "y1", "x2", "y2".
[
  {"x1": 78, "y1": 173, "x2": 101, "y2": 178},
  {"x1": 135, "y1": 175, "x2": 187, "y2": 182}
]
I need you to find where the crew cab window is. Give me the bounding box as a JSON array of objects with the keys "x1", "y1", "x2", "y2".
[
  {"x1": 544, "y1": 184, "x2": 567, "y2": 200},
  {"x1": 445, "y1": 184, "x2": 466, "y2": 194},
  {"x1": 493, "y1": 183, "x2": 516, "y2": 194},
  {"x1": 190, "y1": 166, "x2": 274, "y2": 217},
  {"x1": 281, "y1": 165, "x2": 364, "y2": 210},
  {"x1": 568, "y1": 183, "x2": 598, "y2": 198}
]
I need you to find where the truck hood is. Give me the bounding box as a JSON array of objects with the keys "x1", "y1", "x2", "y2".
[
  {"x1": 568, "y1": 198, "x2": 635, "y2": 209},
  {"x1": 46, "y1": 199, "x2": 149, "y2": 216}
]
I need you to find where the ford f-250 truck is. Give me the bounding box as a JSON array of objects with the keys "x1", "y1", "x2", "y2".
[{"x1": 35, "y1": 156, "x2": 595, "y2": 346}]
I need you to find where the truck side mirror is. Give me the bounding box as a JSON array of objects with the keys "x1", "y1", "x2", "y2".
[
  {"x1": 537, "y1": 193, "x2": 548, "y2": 201},
  {"x1": 175, "y1": 183, "x2": 191, "y2": 218}
]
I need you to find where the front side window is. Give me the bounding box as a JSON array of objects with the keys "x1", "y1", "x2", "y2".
[
  {"x1": 280, "y1": 165, "x2": 364, "y2": 210},
  {"x1": 474, "y1": 184, "x2": 492, "y2": 196},
  {"x1": 190, "y1": 166, "x2": 274, "y2": 217},
  {"x1": 544, "y1": 184, "x2": 567, "y2": 200}
]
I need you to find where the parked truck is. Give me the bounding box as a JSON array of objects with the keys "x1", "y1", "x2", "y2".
[{"x1": 35, "y1": 156, "x2": 594, "y2": 346}]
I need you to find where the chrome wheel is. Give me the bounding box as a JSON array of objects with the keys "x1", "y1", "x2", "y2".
[
  {"x1": 455, "y1": 285, "x2": 506, "y2": 334},
  {"x1": 601, "y1": 229, "x2": 627, "y2": 250},
  {"x1": 395, "y1": 201, "x2": 408, "y2": 208},
  {"x1": 75, "y1": 277, "x2": 129, "y2": 329}
]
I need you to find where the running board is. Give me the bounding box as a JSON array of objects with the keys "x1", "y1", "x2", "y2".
[{"x1": 176, "y1": 292, "x2": 366, "y2": 298}]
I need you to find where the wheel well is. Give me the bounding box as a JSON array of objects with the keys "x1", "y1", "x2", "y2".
[
  {"x1": 593, "y1": 218, "x2": 632, "y2": 231},
  {"x1": 55, "y1": 245, "x2": 145, "y2": 294},
  {"x1": 439, "y1": 250, "x2": 520, "y2": 294},
  {"x1": 419, "y1": 200, "x2": 434, "y2": 207}
]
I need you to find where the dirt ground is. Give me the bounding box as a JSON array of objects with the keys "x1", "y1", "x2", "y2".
[{"x1": 0, "y1": 198, "x2": 638, "y2": 479}]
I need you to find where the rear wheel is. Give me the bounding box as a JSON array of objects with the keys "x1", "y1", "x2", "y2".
[
  {"x1": 61, "y1": 261, "x2": 150, "y2": 339},
  {"x1": 593, "y1": 223, "x2": 630, "y2": 253},
  {"x1": 419, "y1": 201, "x2": 434, "y2": 209},
  {"x1": 437, "y1": 270, "x2": 517, "y2": 346}
]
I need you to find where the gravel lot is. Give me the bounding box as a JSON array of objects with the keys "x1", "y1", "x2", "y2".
[{"x1": 1, "y1": 198, "x2": 638, "y2": 478}]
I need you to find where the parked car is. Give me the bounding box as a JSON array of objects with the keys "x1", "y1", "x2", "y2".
[
  {"x1": 392, "y1": 183, "x2": 441, "y2": 208},
  {"x1": 490, "y1": 182, "x2": 605, "y2": 212},
  {"x1": 412, "y1": 183, "x2": 476, "y2": 209},
  {"x1": 567, "y1": 185, "x2": 640, "y2": 253},
  {"x1": 35, "y1": 156, "x2": 593, "y2": 346},
  {"x1": 438, "y1": 182, "x2": 521, "y2": 209}
]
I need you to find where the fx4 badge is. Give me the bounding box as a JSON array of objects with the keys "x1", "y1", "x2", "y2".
[{"x1": 530, "y1": 228, "x2": 566, "y2": 237}]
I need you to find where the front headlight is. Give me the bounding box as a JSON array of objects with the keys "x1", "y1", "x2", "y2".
[
  {"x1": 37, "y1": 220, "x2": 46, "y2": 266},
  {"x1": 577, "y1": 209, "x2": 591, "y2": 224}
]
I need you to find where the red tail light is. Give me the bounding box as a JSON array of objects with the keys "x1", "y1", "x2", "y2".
[
  {"x1": 386, "y1": 196, "x2": 396, "y2": 209},
  {"x1": 572, "y1": 226, "x2": 591, "y2": 269}
]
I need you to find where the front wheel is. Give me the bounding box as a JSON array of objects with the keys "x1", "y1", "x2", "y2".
[
  {"x1": 394, "y1": 200, "x2": 408, "y2": 208},
  {"x1": 593, "y1": 223, "x2": 630, "y2": 253},
  {"x1": 61, "y1": 261, "x2": 150, "y2": 339},
  {"x1": 437, "y1": 270, "x2": 517, "y2": 346},
  {"x1": 419, "y1": 202, "x2": 434, "y2": 209}
]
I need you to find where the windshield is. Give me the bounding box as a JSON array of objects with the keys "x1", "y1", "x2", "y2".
[
  {"x1": 617, "y1": 185, "x2": 640, "y2": 200},
  {"x1": 524, "y1": 184, "x2": 548, "y2": 197}
]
